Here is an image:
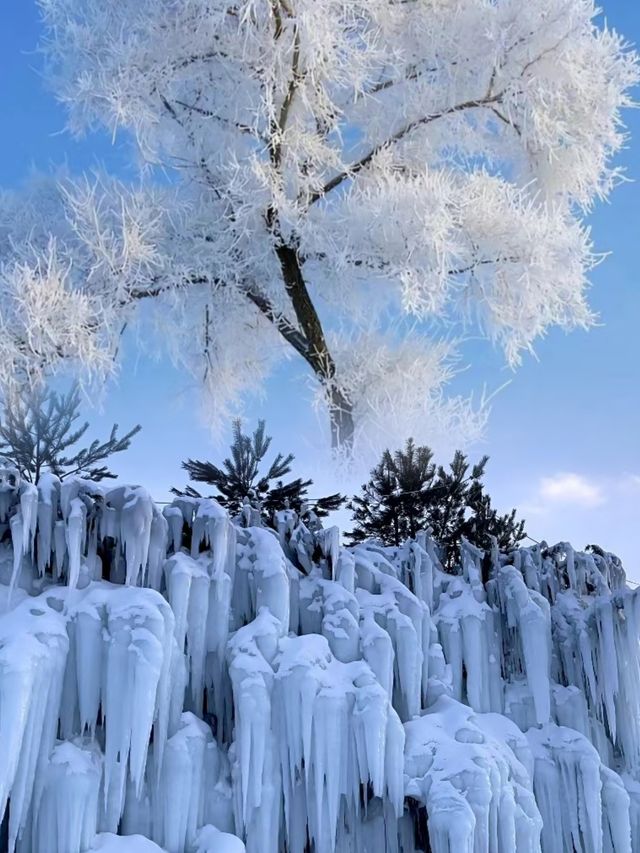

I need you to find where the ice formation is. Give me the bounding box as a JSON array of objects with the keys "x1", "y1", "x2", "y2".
[{"x1": 0, "y1": 468, "x2": 639, "y2": 852}]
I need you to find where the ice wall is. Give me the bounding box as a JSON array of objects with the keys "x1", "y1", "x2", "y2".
[{"x1": 0, "y1": 472, "x2": 638, "y2": 852}]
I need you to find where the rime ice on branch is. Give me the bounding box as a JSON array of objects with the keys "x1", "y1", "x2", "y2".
[
  {"x1": 0, "y1": 468, "x2": 639, "y2": 852},
  {"x1": 0, "y1": 1, "x2": 637, "y2": 452}
]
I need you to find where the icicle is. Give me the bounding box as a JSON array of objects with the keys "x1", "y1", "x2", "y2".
[
  {"x1": 36, "y1": 473, "x2": 60, "y2": 577},
  {"x1": 123, "y1": 711, "x2": 236, "y2": 852},
  {"x1": 73, "y1": 603, "x2": 104, "y2": 736},
  {"x1": 9, "y1": 512, "x2": 24, "y2": 601},
  {"x1": 66, "y1": 497, "x2": 86, "y2": 590},
  {"x1": 322, "y1": 607, "x2": 360, "y2": 663},
  {"x1": 353, "y1": 546, "x2": 430, "y2": 721},
  {"x1": 19, "y1": 483, "x2": 38, "y2": 562},
  {"x1": 101, "y1": 587, "x2": 176, "y2": 805},
  {"x1": 234, "y1": 527, "x2": 290, "y2": 632},
  {"x1": 601, "y1": 766, "x2": 632, "y2": 852},
  {"x1": 190, "y1": 499, "x2": 235, "y2": 589},
  {"x1": 274, "y1": 507, "x2": 297, "y2": 553},
  {"x1": 54, "y1": 519, "x2": 67, "y2": 579},
  {"x1": 0, "y1": 595, "x2": 69, "y2": 851},
  {"x1": 0, "y1": 465, "x2": 20, "y2": 523},
  {"x1": 405, "y1": 696, "x2": 542, "y2": 853},
  {"x1": 316, "y1": 526, "x2": 340, "y2": 577},
  {"x1": 32, "y1": 740, "x2": 102, "y2": 853},
  {"x1": 624, "y1": 776, "x2": 640, "y2": 851},
  {"x1": 270, "y1": 633, "x2": 403, "y2": 853},
  {"x1": 163, "y1": 505, "x2": 184, "y2": 554},
  {"x1": 335, "y1": 550, "x2": 355, "y2": 594},
  {"x1": 434, "y1": 575, "x2": 502, "y2": 715},
  {"x1": 1, "y1": 475, "x2": 640, "y2": 853},
  {"x1": 150, "y1": 713, "x2": 213, "y2": 852},
  {"x1": 527, "y1": 724, "x2": 618, "y2": 853},
  {"x1": 173, "y1": 497, "x2": 197, "y2": 529},
  {"x1": 495, "y1": 565, "x2": 552, "y2": 724},
  {"x1": 120, "y1": 488, "x2": 153, "y2": 586},
  {"x1": 164, "y1": 553, "x2": 210, "y2": 707},
  {"x1": 228, "y1": 610, "x2": 281, "y2": 853},
  {"x1": 147, "y1": 508, "x2": 168, "y2": 590},
  {"x1": 165, "y1": 554, "x2": 199, "y2": 652},
  {"x1": 100, "y1": 504, "x2": 119, "y2": 541},
  {"x1": 288, "y1": 522, "x2": 315, "y2": 575},
  {"x1": 551, "y1": 585, "x2": 640, "y2": 771},
  {"x1": 204, "y1": 561, "x2": 233, "y2": 738}
]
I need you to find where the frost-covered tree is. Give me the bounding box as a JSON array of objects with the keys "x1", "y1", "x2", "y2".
[
  {"x1": 174, "y1": 418, "x2": 344, "y2": 521},
  {"x1": 0, "y1": 385, "x2": 141, "y2": 483},
  {"x1": 0, "y1": 0, "x2": 636, "y2": 453},
  {"x1": 348, "y1": 441, "x2": 525, "y2": 568}
]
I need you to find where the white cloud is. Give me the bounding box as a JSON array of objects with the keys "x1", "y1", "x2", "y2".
[
  {"x1": 538, "y1": 472, "x2": 605, "y2": 508},
  {"x1": 505, "y1": 473, "x2": 635, "y2": 573}
]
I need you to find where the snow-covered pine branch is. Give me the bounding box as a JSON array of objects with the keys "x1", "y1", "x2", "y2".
[{"x1": 0, "y1": 0, "x2": 637, "y2": 453}]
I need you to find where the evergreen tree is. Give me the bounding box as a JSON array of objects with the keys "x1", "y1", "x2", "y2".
[
  {"x1": 175, "y1": 419, "x2": 345, "y2": 523},
  {"x1": 0, "y1": 385, "x2": 141, "y2": 483},
  {"x1": 348, "y1": 441, "x2": 525, "y2": 569},
  {"x1": 427, "y1": 451, "x2": 525, "y2": 566},
  {"x1": 347, "y1": 440, "x2": 437, "y2": 546}
]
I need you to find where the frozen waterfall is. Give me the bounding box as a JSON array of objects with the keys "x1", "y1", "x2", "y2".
[{"x1": 0, "y1": 470, "x2": 638, "y2": 852}]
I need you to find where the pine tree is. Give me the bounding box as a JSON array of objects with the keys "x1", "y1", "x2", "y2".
[
  {"x1": 175, "y1": 419, "x2": 345, "y2": 523},
  {"x1": 427, "y1": 452, "x2": 526, "y2": 567},
  {"x1": 347, "y1": 440, "x2": 525, "y2": 568},
  {"x1": 0, "y1": 385, "x2": 141, "y2": 483},
  {"x1": 347, "y1": 440, "x2": 437, "y2": 546}
]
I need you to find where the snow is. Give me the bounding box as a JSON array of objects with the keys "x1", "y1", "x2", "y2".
[
  {"x1": 89, "y1": 835, "x2": 166, "y2": 852},
  {"x1": 191, "y1": 825, "x2": 245, "y2": 853},
  {"x1": 404, "y1": 695, "x2": 541, "y2": 853},
  {"x1": 0, "y1": 483, "x2": 639, "y2": 851}
]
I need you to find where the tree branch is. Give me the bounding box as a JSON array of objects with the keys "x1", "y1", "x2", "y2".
[
  {"x1": 490, "y1": 106, "x2": 522, "y2": 137},
  {"x1": 269, "y1": 4, "x2": 302, "y2": 170},
  {"x1": 128, "y1": 275, "x2": 311, "y2": 365},
  {"x1": 273, "y1": 245, "x2": 334, "y2": 377},
  {"x1": 361, "y1": 65, "x2": 424, "y2": 98},
  {"x1": 308, "y1": 91, "x2": 504, "y2": 205},
  {"x1": 173, "y1": 99, "x2": 262, "y2": 140},
  {"x1": 242, "y1": 284, "x2": 312, "y2": 363}
]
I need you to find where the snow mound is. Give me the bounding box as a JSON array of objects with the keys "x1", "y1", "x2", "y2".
[{"x1": 89, "y1": 835, "x2": 166, "y2": 852}]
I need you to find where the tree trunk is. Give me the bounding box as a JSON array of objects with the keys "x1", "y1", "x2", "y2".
[
  {"x1": 274, "y1": 243, "x2": 355, "y2": 452},
  {"x1": 327, "y1": 385, "x2": 354, "y2": 453}
]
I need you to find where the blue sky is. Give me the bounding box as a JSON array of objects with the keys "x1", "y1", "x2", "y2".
[{"x1": 2, "y1": 1, "x2": 640, "y2": 575}]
